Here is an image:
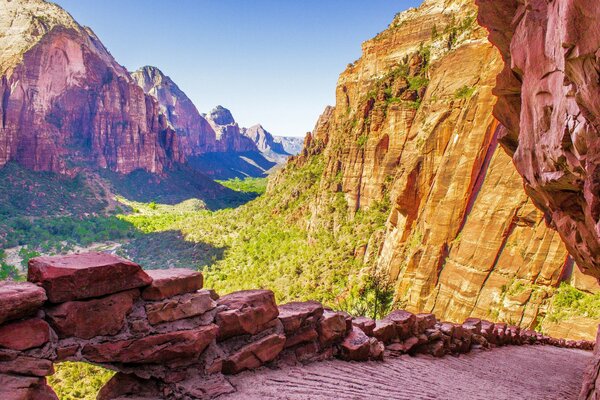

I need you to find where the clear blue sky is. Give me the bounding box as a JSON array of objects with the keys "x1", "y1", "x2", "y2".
[{"x1": 53, "y1": 0, "x2": 421, "y2": 137}]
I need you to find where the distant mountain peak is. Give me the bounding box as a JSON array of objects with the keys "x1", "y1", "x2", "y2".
[{"x1": 207, "y1": 105, "x2": 236, "y2": 126}]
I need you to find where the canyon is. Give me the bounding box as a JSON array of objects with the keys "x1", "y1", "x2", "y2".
[
  {"x1": 0, "y1": 0, "x2": 297, "y2": 185},
  {"x1": 0, "y1": 0, "x2": 600, "y2": 398},
  {"x1": 279, "y1": 0, "x2": 599, "y2": 341}
]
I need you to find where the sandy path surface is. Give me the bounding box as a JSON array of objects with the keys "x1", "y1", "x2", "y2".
[{"x1": 220, "y1": 346, "x2": 591, "y2": 400}]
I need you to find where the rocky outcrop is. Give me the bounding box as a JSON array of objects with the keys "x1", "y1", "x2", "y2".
[
  {"x1": 475, "y1": 0, "x2": 600, "y2": 283},
  {"x1": 277, "y1": 0, "x2": 598, "y2": 340},
  {"x1": 242, "y1": 124, "x2": 291, "y2": 163},
  {"x1": 204, "y1": 106, "x2": 259, "y2": 153},
  {"x1": 1, "y1": 253, "x2": 590, "y2": 400},
  {"x1": 131, "y1": 66, "x2": 218, "y2": 156}
]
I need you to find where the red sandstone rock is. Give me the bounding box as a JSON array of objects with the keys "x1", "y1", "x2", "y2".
[
  {"x1": 277, "y1": 301, "x2": 323, "y2": 333},
  {"x1": 285, "y1": 327, "x2": 318, "y2": 348},
  {"x1": 477, "y1": 0, "x2": 600, "y2": 280},
  {"x1": 0, "y1": 319, "x2": 50, "y2": 350},
  {"x1": 28, "y1": 253, "x2": 151, "y2": 303},
  {"x1": 463, "y1": 318, "x2": 482, "y2": 335},
  {"x1": 0, "y1": 281, "x2": 47, "y2": 325},
  {"x1": 0, "y1": 375, "x2": 57, "y2": 400},
  {"x1": 222, "y1": 333, "x2": 286, "y2": 374},
  {"x1": 216, "y1": 290, "x2": 279, "y2": 340},
  {"x1": 0, "y1": 356, "x2": 54, "y2": 376},
  {"x1": 415, "y1": 313, "x2": 437, "y2": 334},
  {"x1": 141, "y1": 269, "x2": 203, "y2": 301},
  {"x1": 318, "y1": 311, "x2": 348, "y2": 346},
  {"x1": 145, "y1": 291, "x2": 217, "y2": 325},
  {"x1": 352, "y1": 317, "x2": 376, "y2": 336},
  {"x1": 97, "y1": 373, "x2": 161, "y2": 400},
  {"x1": 340, "y1": 327, "x2": 371, "y2": 361},
  {"x1": 82, "y1": 325, "x2": 218, "y2": 364},
  {"x1": 369, "y1": 337, "x2": 385, "y2": 360},
  {"x1": 46, "y1": 290, "x2": 138, "y2": 339},
  {"x1": 372, "y1": 320, "x2": 397, "y2": 344},
  {"x1": 384, "y1": 310, "x2": 416, "y2": 339}
]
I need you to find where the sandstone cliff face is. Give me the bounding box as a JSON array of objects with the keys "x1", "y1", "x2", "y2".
[
  {"x1": 204, "y1": 106, "x2": 257, "y2": 153},
  {"x1": 285, "y1": 0, "x2": 596, "y2": 338},
  {"x1": 0, "y1": 0, "x2": 182, "y2": 175},
  {"x1": 131, "y1": 66, "x2": 218, "y2": 156},
  {"x1": 476, "y1": 0, "x2": 600, "y2": 284},
  {"x1": 242, "y1": 124, "x2": 290, "y2": 163}
]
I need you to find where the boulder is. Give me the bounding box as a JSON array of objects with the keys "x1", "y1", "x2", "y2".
[
  {"x1": 0, "y1": 281, "x2": 47, "y2": 325},
  {"x1": 384, "y1": 310, "x2": 416, "y2": 339},
  {"x1": 352, "y1": 316, "x2": 376, "y2": 336},
  {"x1": 0, "y1": 356, "x2": 54, "y2": 376},
  {"x1": 222, "y1": 333, "x2": 286, "y2": 374},
  {"x1": 28, "y1": 253, "x2": 151, "y2": 303},
  {"x1": 277, "y1": 301, "x2": 323, "y2": 333},
  {"x1": 317, "y1": 311, "x2": 348, "y2": 346},
  {"x1": 145, "y1": 291, "x2": 217, "y2": 325},
  {"x1": 285, "y1": 327, "x2": 318, "y2": 348},
  {"x1": 82, "y1": 325, "x2": 218, "y2": 364},
  {"x1": 463, "y1": 318, "x2": 482, "y2": 334},
  {"x1": 0, "y1": 375, "x2": 57, "y2": 400},
  {"x1": 97, "y1": 373, "x2": 161, "y2": 400},
  {"x1": 216, "y1": 290, "x2": 279, "y2": 340},
  {"x1": 415, "y1": 313, "x2": 436, "y2": 334},
  {"x1": 46, "y1": 290, "x2": 138, "y2": 339},
  {"x1": 0, "y1": 318, "x2": 50, "y2": 350},
  {"x1": 141, "y1": 269, "x2": 203, "y2": 301},
  {"x1": 372, "y1": 320, "x2": 397, "y2": 344},
  {"x1": 339, "y1": 327, "x2": 371, "y2": 361}
]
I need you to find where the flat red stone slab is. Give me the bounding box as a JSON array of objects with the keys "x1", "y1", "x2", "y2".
[
  {"x1": 28, "y1": 252, "x2": 152, "y2": 303},
  {"x1": 0, "y1": 318, "x2": 51, "y2": 351},
  {"x1": 141, "y1": 268, "x2": 203, "y2": 301},
  {"x1": 82, "y1": 325, "x2": 218, "y2": 364},
  {"x1": 0, "y1": 281, "x2": 47, "y2": 325}
]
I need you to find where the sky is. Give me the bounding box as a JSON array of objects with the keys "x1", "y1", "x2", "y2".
[{"x1": 53, "y1": 0, "x2": 421, "y2": 137}]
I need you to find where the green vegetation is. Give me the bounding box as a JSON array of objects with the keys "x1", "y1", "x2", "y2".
[
  {"x1": 216, "y1": 177, "x2": 268, "y2": 195},
  {"x1": 116, "y1": 156, "x2": 391, "y2": 308},
  {"x1": 0, "y1": 250, "x2": 22, "y2": 281},
  {"x1": 49, "y1": 363, "x2": 114, "y2": 400},
  {"x1": 0, "y1": 215, "x2": 136, "y2": 249},
  {"x1": 454, "y1": 85, "x2": 476, "y2": 99},
  {"x1": 546, "y1": 283, "x2": 600, "y2": 323},
  {"x1": 357, "y1": 135, "x2": 369, "y2": 148}
]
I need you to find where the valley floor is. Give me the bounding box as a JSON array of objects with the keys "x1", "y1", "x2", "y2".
[{"x1": 221, "y1": 346, "x2": 590, "y2": 400}]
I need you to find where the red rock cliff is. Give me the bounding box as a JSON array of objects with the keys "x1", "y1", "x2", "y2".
[
  {"x1": 0, "y1": 0, "x2": 182, "y2": 175},
  {"x1": 280, "y1": 0, "x2": 599, "y2": 340},
  {"x1": 476, "y1": 0, "x2": 600, "y2": 283}
]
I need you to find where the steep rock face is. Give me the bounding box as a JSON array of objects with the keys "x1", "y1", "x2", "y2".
[
  {"x1": 205, "y1": 106, "x2": 257, "y2": 153},
  {"x1": 476, "y1": 0, "x2": 600, "y2": 283},
  {"x1": 284, "y1": 0, "x2": 596, "y2": 338},
  {"x1": 274, "y1": 136, "x2": 304, "y2": 156},
  {"x1": 131, "y1": 66, "x2": 218, "y2": 156},
  {"x1": 0, "y1": 0, "x2": 182, "y2": 175},
  {"x1": 242, "y1": 124, "x2": 290, "y2": 163}
]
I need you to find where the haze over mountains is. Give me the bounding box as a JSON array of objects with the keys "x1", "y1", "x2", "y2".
[{"x1": 0, "y1": 0, "x2": 299, "y2": 194}]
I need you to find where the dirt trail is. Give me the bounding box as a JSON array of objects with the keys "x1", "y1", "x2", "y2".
[{"x1": 221, "y1": 346, "x2": 591, "y2": 400}]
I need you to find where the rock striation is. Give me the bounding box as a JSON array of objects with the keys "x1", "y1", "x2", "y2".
[
  {"x1": 277, "y1": 0, "x2": 599, "y2": 340},
  {"x1": 475, "y1": 0, "x2": 600, "y2": 282},
  {"x1": 0, "y1": 253, "x2": 591, "y2": 400},
  {"x1": 475, "y1": 1, "x2": 600, "y2": 398}
]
